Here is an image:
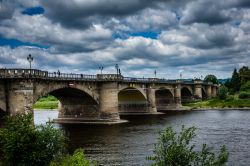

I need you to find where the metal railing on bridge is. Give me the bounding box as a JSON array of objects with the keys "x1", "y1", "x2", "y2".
[{"x1": 0, "y1": 68, "x2": 208, "y2": 84}]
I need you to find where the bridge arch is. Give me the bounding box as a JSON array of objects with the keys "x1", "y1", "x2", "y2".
[
  {"x1": 181, "y1": 87, "x2": 193, "y2": 102},
  {"x1": 155, "y1": 88, "x2": 175, "y2": 110},
  {"x1": 34, "y1": 83, "x2": 98, "y2": 104},
  {"x1": 34, "y1": 87, "x2": 99, "y2": 119},
  {"x1": 118, "y1": 87, "x2": 148, "y2": 113}
]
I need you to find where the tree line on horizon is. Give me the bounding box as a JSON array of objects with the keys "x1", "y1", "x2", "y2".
[{"x1": 220, "y1": 66, "x2": 250, "y2": 99}]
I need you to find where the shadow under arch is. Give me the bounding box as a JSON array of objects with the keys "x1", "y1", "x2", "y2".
[
  {"x1": 155, "y1": 88, "x2": 175, "y2": 110},
  {"x1": 34, "y1": 87, "x2": 99, "y2": 119},
  {"x1": 118, "y1": 87, "x2": 148, "y2": 113},
  {"x1": 202, "y1": 88, "x2": 207, "y2": 99},
  {"x1": 0, "y1": 108, "x2": 6, "y2": 127},
  {"x1": 181, "y1": 87, "x2": 193, "y2": 103}
]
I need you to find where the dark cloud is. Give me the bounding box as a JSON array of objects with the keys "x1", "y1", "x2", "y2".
[
  {"x1": 40, "y1": 0, "x2": 169, "y2": 29},
  {"x1": 0, "y1": 0, "x2": 250, "y2": 78},
  {"x1": 181, "y1": 0, "x2": 231, "y2": 25},
  {"x1": 0, "y1": 0, "x2": 39, "y2": 21},
  {"x1": 232, "y1": 0, "x2": 250, "y2": 8},
  {"x1": 0, "y1": 0, "x2": 15, "y2": 20}
]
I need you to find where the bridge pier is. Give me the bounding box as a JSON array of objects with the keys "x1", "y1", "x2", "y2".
[
  {"x1": 212, "y1": 86, "x2": 217, "y2": 97},
  {"x1": 0, "y1": 81, "x2": 7, "y2": 113},
  {"x1": 7, "y1": 80, "x2": 34, "y2": 115},
  {"x1": 206, "y1": 85, "x2": 212, "y2": 99},
  {"x1": 194, "y1": 84, "x2": 202, "y2": 99},
  {"x1": 146, "y1": 85, "x2": 157, "y2": 113},
  {"x1": 174, "y1": 84, "x2": 181, "y2": 107},
  {"x1": 99, "y1": 82, "x2": 120, "y2": 120}
]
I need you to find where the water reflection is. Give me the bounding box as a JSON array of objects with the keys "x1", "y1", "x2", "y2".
[{"x1": 35, "y1": 110, "x2": 250, "y2": 166}]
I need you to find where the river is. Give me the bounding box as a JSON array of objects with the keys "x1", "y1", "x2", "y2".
[{"x1": 34, "y1": 110, "x2": 250, "y2": 166}]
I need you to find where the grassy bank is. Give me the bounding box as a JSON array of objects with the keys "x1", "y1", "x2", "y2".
[
  {"x1": 33, "y1": 95, "x2": 58, "y2": 109},
  {"x1": 183, "y1": 96, "x2": 250, "y2": 109}
]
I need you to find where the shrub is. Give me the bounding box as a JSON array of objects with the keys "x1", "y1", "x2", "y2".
[
  {"x1": 148, "y1": 126, "x2": 228, "y2": 166},
  {"x1": 240, "y1": 81, "x2": 250, "y2": 92},
  {"x1": 50, "y1": 149, "x2": 94, "y2": 166},
  {"x1": 239, "y1": 92, "x2": 250, "y2": 99},
  {"x1": 218, "y1": 86, "x2": 228, "y2": 100},
  {"x1": 0, "y1": 114, "x2": 66, "y2": 166}
]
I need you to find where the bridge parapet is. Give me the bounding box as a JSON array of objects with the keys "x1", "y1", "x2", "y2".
[
  {"x1": 0, "y1": 68, "x2": 219, "y2": 87},
  {"x1": 0, "y1": 68, "x2": 48, "y2": 78}
]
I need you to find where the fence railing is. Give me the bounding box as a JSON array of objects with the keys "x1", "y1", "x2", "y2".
[{"x1": 0, "y1": 68, "x2": 208, "y2": 84}]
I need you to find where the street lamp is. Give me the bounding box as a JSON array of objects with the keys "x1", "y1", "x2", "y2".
[
  {"x1": 154, "y1": 70, "x2": 157, "y2": 79},
  {"x1": 99, "y1": 66, "x2": 104, "y2": 74},
  {"x1": 115, "y1": 64, "x2": 119, "y2": 75},
  {"x1": 27, "y1": 54, "x2": 33, "y2": 76}
]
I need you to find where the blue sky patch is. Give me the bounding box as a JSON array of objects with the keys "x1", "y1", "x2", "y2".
[
  {"x1": 130, "y1": 32, "x2": 158, "y2": 39},
  {"x1": 0, "y1": 37, "x2": 49, "y2": 49},
  {"x1": 113, "y1": 31, "x2": 159, "y2": 39},
  {"x1": 22, "y1": 7, "x2": 45, "y2": 15}
]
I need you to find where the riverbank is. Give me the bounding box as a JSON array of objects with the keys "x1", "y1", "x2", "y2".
[
  {"x1": 182, "y1": 97, "x2": 250, "y2": 110},
  {"x1": 33, "y1": 95, "x2": 58, "y2": 109},
  {"x1": 34, "y1": 95, "x2": 250, "y2": 110}
]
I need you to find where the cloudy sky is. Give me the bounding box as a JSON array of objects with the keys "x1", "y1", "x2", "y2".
[{"x1": 0, "y1": 0, "x2": 250, "y2": 79}]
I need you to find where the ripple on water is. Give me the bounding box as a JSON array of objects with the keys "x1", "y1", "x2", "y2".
[{"x1": 34, "y1": 110, "x2": 250, "y2": 166}]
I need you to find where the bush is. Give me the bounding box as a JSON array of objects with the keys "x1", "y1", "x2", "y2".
[
  {"x1": 0, "y1": 114, "x2": 66, "y2": 166},
  {"x1": 218, "y1": 86, "x2": 228, "y2": 100},
  {"x1": 239, "y1": 92, "x2": 250, "y2": 99},
  {"x1": 240, "y1": 81, "x2": 250, "y2": 92},
  {"x1": 148, "y1": 126, "x2": 228, "y2": 166},
  {"x1": 50, "y1": 149, "x2": 94, "y2": 166}
]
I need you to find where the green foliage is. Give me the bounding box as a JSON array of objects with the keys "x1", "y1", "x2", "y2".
[
  {"x1": 218, "y1": 86, "x2": 228, "y2": 100},
  {"x1": 239, "y1": 66, "x2": 250, "y2": 84},
  {"x1": 240, "y1": 81, "x2": 250, "y2": 92},
  {"x1": 33, "y1": 101, "x2": 59, "y2": 109},
  {"x1": 50, "y1": 149, "x2": 94, "y2": 166},
  {"x1": 148, "y1": 126, "x2": 228, "y2": 166},
  {"x1": 39, "y1": 95, "x2": 58, "y2": 102},
  {"x1": 230, "y1": 68, "x2": 241, "y2": 93},
  {"x1": 33, "y1": 95, "x2": 59, "y2": 109},
  {"x1": 224, "y1": 66, "x2": 250, "y2": 95},
  {"x1": 239, "y1": 92, "x2": 250, "y2": 99},
  {"x1": 183, "y1": 96, "x2": 250, "y2": 108},
  {"x1": 0, "y1": 114, "x2": 66, "y2": 166},
  {"x1": 204, "y1": 75, "x2": 218, "y2": 84}
]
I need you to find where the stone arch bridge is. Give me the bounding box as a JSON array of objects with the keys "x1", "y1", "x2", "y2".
[{"x1": 0, "y1": 69, "x2": 218, "y2": 122}]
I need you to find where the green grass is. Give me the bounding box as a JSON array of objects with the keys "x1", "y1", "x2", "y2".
[
  {"x1": 183, "y1": 95, "x2": 250, "y2": 109},
  {"x1": 33, "y1": 95, "x2": 59, "y2": 109}
]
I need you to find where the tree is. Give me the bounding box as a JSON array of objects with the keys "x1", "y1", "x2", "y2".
[
  {"x1": 224, "y1": 79, "x2": 232, "y2": 90},
  {"x1": 218, "y1": 85, "x2": 228, "y2": 100},
  {"x1": 204, "y1": 75, "x2": 218, "y2": 84},
  {"x1": 148, "y1": 126, "x2": 228, "y2": 166},
  {"x1": 239, "y1": 66, "x2": 250, "y2": 84},
  {"x1": 0, "y1": 114, "x2": 66, "y2": 166},
  {"x1": 231, "y1": 68, "x2": 241, "y2": 93}
]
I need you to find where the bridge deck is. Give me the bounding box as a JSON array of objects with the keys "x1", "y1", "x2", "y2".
[{"x1": 0, "y1": 68, "x2": 214, "y2": 85}]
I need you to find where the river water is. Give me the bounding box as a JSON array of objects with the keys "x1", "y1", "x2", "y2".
[{"x1": 34, "y1": 110, "x2": 250, "y2": 166}]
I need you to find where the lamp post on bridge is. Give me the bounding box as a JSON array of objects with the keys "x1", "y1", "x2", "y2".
[
  {"x1": 154, "y1": 70, "x2": 157, "y2": 79},
  {"x1": 27, "y1": 54, "x2": 33, "y2": 77},
  {"x1": 115, "y1": 63, "x2": 119, "y2": 73},
  {"x1": 115, "y1": 64, "x2": 119, "y2": 80},
  {"x1": 99, "y1": 66, "x2": 104, "y2": 74}
]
